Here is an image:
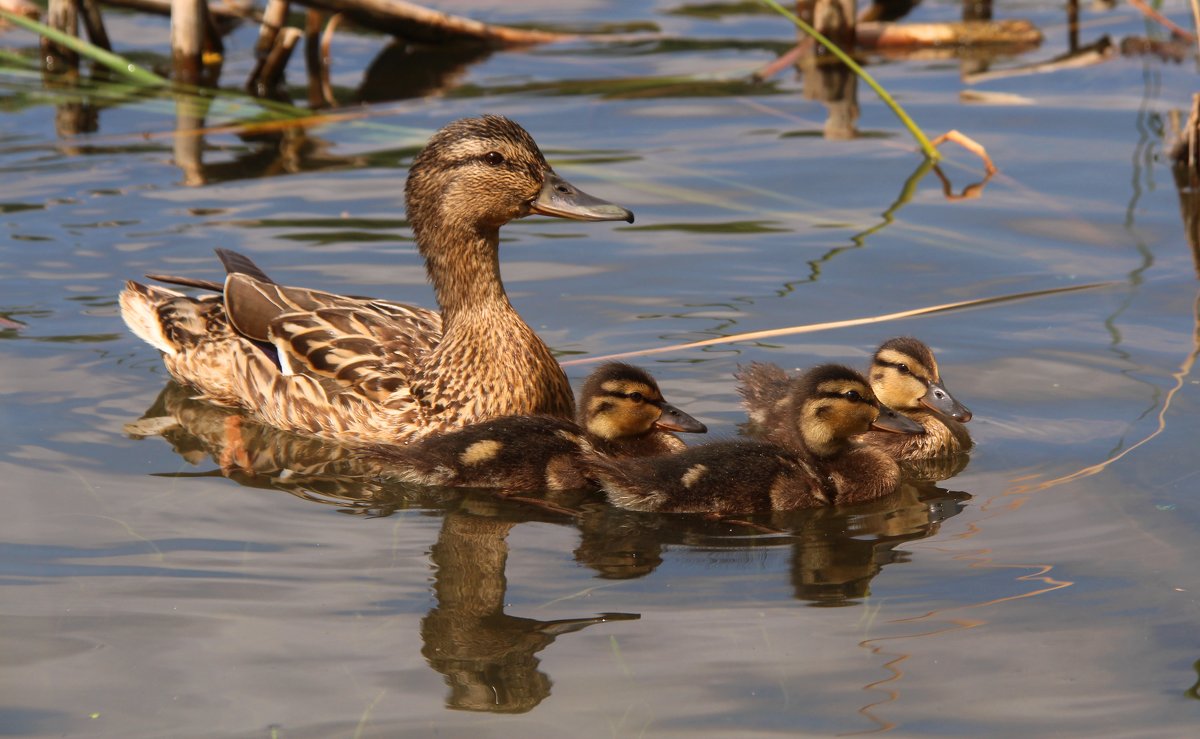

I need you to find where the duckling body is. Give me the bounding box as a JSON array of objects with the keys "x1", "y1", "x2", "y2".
[
  {"x1": 593, "y1": 440, "x2": 829, "y2": 514},
  {"x1": 860, "y1": 337, "x2": 972, "y2": 460},
  {"x1": 589, "y1": 364, "x2": 920, "y2": 514},
  {"x1": 379, "y1": 363, "x2": 705, "y2": 492},
  {"x1": 120, "y1": 116, "x2": 633, "y2": 444},
  {"x1": 736, "y1": 338, "x2": 972, "y2": 463}
]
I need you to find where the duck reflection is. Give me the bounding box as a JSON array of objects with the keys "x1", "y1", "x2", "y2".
[
  {"x1": 127, "y1": 381, "x2": 972, "y2": 708},
  {"x1": 423, "y1": 497, "x2": 637, "y2": 712},
  {"x1": 127, "y1": 382, "x2": 639, "y2": 712}
]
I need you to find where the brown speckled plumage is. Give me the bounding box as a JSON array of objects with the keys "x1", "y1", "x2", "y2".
[
  {"x1": 590, "y1": 364, "x2": 912, "y2": 514},
  {"x1": 374, "y1": 363, "x2": 705, "y2": 492},
  {"x1": 119, "y1": 116, "x2": 632, "y2": 444}
]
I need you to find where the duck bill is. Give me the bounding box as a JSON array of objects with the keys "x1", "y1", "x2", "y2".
[
  {"x1": 872, "y1": 404, "x2": 923, "y2": 434},
  {"x1": 530, "y1": 171, "x2": 635, "y2": 223},
  {"x1": 654, "y1": 402, "x2": 707, "y2": 434},
  {"x1": 920, "y1": 381, "x2": 972, "y2": 422}
]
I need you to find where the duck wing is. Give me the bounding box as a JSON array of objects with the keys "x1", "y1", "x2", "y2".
[{"x1": 220, "y1": 272, "x2": 439, "y2": 404}]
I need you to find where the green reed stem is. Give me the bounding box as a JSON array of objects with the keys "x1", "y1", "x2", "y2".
[
  {"x1": 756, "y1": 0, "x2": 939, "y2": 161},
  {"x1": 0, "y1": 9, "x2": 169, "y2": 86}
]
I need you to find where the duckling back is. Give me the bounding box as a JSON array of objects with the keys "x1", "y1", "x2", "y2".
[
  {"x1": 382, "y1": 415, "x2": 595, "y2": 491},
  {"x1": 586, "y1": 441, "x2": 831, "y2": 514},
  {"x1": 377, "y1": 363, "x2": 705, "y2": 492}
]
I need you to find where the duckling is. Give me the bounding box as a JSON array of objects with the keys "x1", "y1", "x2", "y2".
[
  {"x1": 736, "y1": 338, "x2": 972, "y2": 461},
  {"x1": 586, "y1": 364, "x2": 921, "y2": 514},
  {"x1": 377, "y1": 363, "x2": 706, "y2": 492},
  {"x1": 861, "y1": 337, "x2": 972, "y2": 459},
  {"x1": 120, "y1": 115, "x2": 633, "y2": 445}
]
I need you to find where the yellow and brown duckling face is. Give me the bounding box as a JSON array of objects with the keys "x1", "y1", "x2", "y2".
[
  {"x1": 579, "y1": 362, "x2": 707, "y2": 442},
  {"x1": 870, "y1": 337, "x2": 972, "y2": 422},
  {"x1": 405, "y1": 115, "x2": 633, "y2": 242},
  {"x1": 793, "y1": 364, "x2": 921, "y2": 457}
]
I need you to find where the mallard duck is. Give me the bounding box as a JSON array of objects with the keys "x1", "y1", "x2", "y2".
[
  {"x1": 737, "y1": 337, "x2": 972, "y2": 462},
  {"x1": 861, "y1": 337, "x2": 972, "y2": 459},
  {"x1": 375, "y1": 362, "x2": 706, "y2": 492},
  {"x1": 120, "y1": 115, "x2": 633, "y2": 444},
  {"x1": 586, "y1": 364, "x2": 920, "y2": 514}
]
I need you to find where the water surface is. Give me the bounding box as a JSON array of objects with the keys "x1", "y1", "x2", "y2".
[{"x1": 3, "y1": 1, "x2": 1200, "y2": 735}]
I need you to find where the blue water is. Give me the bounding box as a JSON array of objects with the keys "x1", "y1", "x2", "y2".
[{"x1": 3, "y1": 1, "x2": 1200, "y2": 735}]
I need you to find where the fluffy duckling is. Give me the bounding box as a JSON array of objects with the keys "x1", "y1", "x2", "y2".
[
  {"x1": 120, "y1": 115, "x2": 633, "y2": 445},
  {"x1": 377, "y1": 363, "x2": 706, "y2": 492},
  {"x1": 862, "y1": 337, "x2": 972, "y2": 459},
  {"x1": 586, "y1": 364, "x2": 920, "y2": 514}
]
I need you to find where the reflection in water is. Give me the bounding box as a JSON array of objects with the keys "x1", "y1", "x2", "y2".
[
  {"x1": 423, "y1": 501, "x2": 638, "y2": 712},
  {"x1": 357, "y1": 42, "x2": 493, "y2": 104},
  {"x1": 127, "y1": 380, "x2": 972, "y2": 710}
]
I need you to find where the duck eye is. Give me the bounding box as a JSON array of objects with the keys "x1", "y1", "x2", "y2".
[
  {"x1": 627, "y1": 392, "x2": 645, "y2": 403},
  {"x1": 484, "y1": 151, "x2": 505, "y2": 166},
  {"x1": 897, "y1": 363, "x2": 910, "y2": 375},
  {"x1": 843, "y1": 390, "x2": 861, "y2": 401}
]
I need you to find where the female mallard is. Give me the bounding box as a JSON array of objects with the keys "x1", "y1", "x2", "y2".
[
  {"x1": 376, "y1": 362, "x2": 706, "y2": 492},
  {"x1": 120, "y1": 116, "x2": 633, "y2": 444},
  {"x1": 586, "y1": 364, "x2": 920, "y2": 514}
]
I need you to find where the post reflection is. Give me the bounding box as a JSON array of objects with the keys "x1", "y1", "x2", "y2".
[{"x1": 128, "y1": 380, "x2": 972, "y2": 709}]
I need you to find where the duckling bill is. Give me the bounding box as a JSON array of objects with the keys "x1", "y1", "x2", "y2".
[
  {"x1": 587, "y1": 364, "x2": 919, "y2": 514},
  {"x1": 377, "y1": 363, "x2": 705, "y2": 492},
  {"x1": 120, "y1": 115, "x2": 633, "y2": 445}
]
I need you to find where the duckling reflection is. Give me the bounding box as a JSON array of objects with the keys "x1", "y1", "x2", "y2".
[
  {"x1": 780, "y1": 481, "x2": 970, "y2": 605},
  {"x1": 422, "y1": 497, "x2": 637, "y2": 713},
  {"x1": 568, "y1": 480, "x2": 969, "y2": 606}
]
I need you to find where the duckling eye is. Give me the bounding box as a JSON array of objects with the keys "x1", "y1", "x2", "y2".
[
  {"x1": 484, "y1": 151, "x2": 505, "y2": 166},
  {"x1": 843, "y1": 390, "x2": 862, "y2": 401},
  {"x1": 896, "y1": 363, "x2": 910, "y2": 375},
  {"x1": 627, "y1": 392, "x2": 645, "y2": 403}
]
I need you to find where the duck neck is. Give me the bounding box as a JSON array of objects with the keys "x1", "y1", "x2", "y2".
[{"x1": 419, "y1": 221, "x2": 511, "y2": 319}]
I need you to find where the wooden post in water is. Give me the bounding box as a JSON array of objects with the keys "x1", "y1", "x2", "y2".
[
  {"x1": 78, "y1": 0, "x2": 112, "y2": 51},
  {"x1": 813, "y1": 0, "x2": 855, "y2": 52},
  {"x1": 1065, "y1": 0, "x2": 1080, "y2": 52},
  {"x1": 248, "y1": 0, "x2": 290, "y2": 92},
  {"x1": 43, "y1": 0, "x2": 79, "y2": 73},
  {"x1": 259, "y1": 27, "x2": 303, "y2": 94},
  {"x1": 1171, "y1": 95, "x2": 1200, "y2": 275},
  {"x1": 304, "y1": 9, "x2": 331, "y2": 107},
  {"x1": 795, "y1": 0, "x2": 858, "y2": 140},
  {"x1": 171, "y1": 0, "x2": 205, "y2": 83}
]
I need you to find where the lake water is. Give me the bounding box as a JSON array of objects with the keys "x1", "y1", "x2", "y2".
[{"x1": 3, "y1": 0, "x2": 1200, "y2": 736}]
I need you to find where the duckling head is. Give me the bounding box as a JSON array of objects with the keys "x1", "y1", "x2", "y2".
[
  {"x1": 793, "y1": 364, "x2": 920, "y2": 457},
  {"x1": 405, "y1": 115, "x2": 633, "y2": 249},
  {"x1": 869, "y1": 337, "x2": 972, "y2": 422},
  {"x1": 579, "y1": 362, "x2": 706, "y2": 442}
]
